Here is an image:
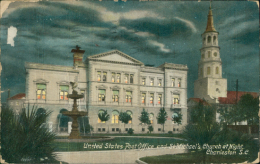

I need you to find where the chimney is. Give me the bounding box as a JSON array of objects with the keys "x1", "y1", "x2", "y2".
[{"x1": 71, "y1": 45, "x2": 85, "y2": 67}]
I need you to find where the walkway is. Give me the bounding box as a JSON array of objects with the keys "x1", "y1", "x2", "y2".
[{"x1": 56, "y1": 148, "x2": 185, "y2": 164}]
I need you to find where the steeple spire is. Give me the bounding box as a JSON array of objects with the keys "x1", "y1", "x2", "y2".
[{"x1": 205, "y1": 1, "x2": 216, "y2": 32}]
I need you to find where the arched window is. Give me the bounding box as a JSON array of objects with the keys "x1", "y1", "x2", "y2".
[
  {"x1": 207, "y1": 67, "x2": 211, "y2": 75},
  {"x1": 216, "y1": 67, "x2": 219, "y2": 74},
  {"x1": 214, "y1": 52, "x2": 217, "y2": 57},
  {"x1": 149, "y1": 113, "x2": 154, "y2": 124},
  {"x1": 207, "y1": 36, "x2": 211, "y2": 43},
  {"x1": 213, "y1": 36, "x2": 216, "y2": 44},
  {"x1": 203, "y1": 37, "x2": 206, "y2": 44},
  {"x1": 126, "y1": 111, "x2": 132, "y2": 124},
  {"x1": 111, "y1": 110, "x2": 119, "y2": 124},
  {"x1": 208, "y1": 51, "x2": 211, "y2": 58},
  {"x1": 98, "y1": 110, "x2": 106, "y2": 123}
]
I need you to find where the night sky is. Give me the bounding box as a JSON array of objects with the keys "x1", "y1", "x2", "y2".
[{"x1": 1, "y1": 1, "x2": 259, "y2": 102}]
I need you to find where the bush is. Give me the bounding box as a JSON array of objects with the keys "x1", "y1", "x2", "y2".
[
  {"x1": 168, "y1": 131, "x2": 173, "y2": 134},
  {"x1": 127, "y1": 128, "x2": 134, "y2": 135},
  {"x1": 148, "y1": 125, "x2": 154, "y2": 133},
  {"x1": 1, "y1": 106, "x2": 57, "y2": 163}
]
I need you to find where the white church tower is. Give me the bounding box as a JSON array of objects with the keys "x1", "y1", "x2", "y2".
[{"x1": 194, "y1": 3, "x2": 227, "y2": 103}]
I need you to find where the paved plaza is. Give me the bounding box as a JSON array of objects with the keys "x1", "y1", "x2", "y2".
[{"x1": 56, "y1": 148, "x2": 185, "y2": 164}]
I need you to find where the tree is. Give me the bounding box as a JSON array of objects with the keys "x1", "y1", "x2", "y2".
[
  {"x1": 185, "y1": 101, "x2": 258, "y2": 163},
  {"x1": 156, "y1": 107, "x2": 167, "y2": 132},
  {"x1": 139, "y1": 108, "x2": 150, "y2": 125},
  {"x1": 172, "y1": 111, "x2": 183, "y2": 125},
  {"x1": 98, "y1": 110, "x2": 110, "y2": 122},
  {"x1": 217, "y1": 105, "x2": 242, "y2": 125},
  {"x1": 147, "y1": 125, "x2": 153, "y2": 133},
  {"x1": 184, "y1": 102, "x2": 220, "y2": 163},
  {"x1": 1, "y1": 106, "x2": 56, "y2": 163},
  {"x1": 217, "y1": 93, "x2": 259, "y2": 126},
  {"x1": 237, "y1": 93, "x2": 259, "y2": 125},
  {"x1": 119, "y1": 111, "x2": 132, "y2": 130},
  {"x1": 98, "y1": 110, "x2": 110, "y2": 133}
]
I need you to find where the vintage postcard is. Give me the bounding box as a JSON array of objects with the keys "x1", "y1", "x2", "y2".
[{"x1": 0, "y1": 0, "x2": 259, "y2": 164}]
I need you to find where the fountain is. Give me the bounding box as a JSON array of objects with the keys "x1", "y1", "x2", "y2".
[{"x1": 62, "y1": 82, "x2": 87, "y2": 139}]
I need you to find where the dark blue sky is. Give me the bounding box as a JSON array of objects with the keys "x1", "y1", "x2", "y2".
[{"x1": 1, "y1": 1, "x2": 259, "y2": 102}]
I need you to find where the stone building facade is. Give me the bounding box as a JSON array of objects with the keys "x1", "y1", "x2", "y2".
[{"x1": 22, "y1": 49, "x2": 188, "y2": 134}]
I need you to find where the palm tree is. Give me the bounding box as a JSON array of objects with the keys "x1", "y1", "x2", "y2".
[
  {"x1": 1, "y1": 106, "x2": 56, "y2": 163},
  {"x1": 98, "y1": 110, "x2": 110, "y2": 132}
]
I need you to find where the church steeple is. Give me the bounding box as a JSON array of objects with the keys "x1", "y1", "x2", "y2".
[
  {"x1": 194, "y1": 2, "x2": 227, "y2": 103},
  {"x1": 205, "y1": 4, "x2": 216, "y2": 32}
]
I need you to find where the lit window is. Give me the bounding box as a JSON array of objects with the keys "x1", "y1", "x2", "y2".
[
  {"x1": 60, "y1": 85, "x2": 69, "y2": 100},
  {"x1": 141, "y1": 93, "x2": 146, "y2": 104},
  {"x1": 117, "y1": 73, "x2": 121, "y2": 83},
  {"x1": 130, "y1": 74, "x2": 134, "y2": 84},
  {"x1": 171, "y1": 78, "x2": 175, "y2": 87},
  {"x1": 97, "y1": 71, "x2": 101, "y2": 81},
  {"x1": 127, "y1": 111, "x2": 132, "y2": 124},
  {"x1": 172, "y1": 94, "x2": 180, "y2": 104},
  {"x1": 158, "y1": 94, "x2": 162, "y2": 104},
  {"x1": 98, "y1": 110, "x2": 106, "y2": 123},
  {"x1": 37, "y1": 84, "x2": 46, "y2": 100},
  {"x1": 112, "y1": 90, "x2": 119, "y2": 102},
  {"x1": 150, "y1": 93, "x2": 154, "y2": 104},
  {"x1": 103, "y1": 72, "x2": 107, "y2": 82},
  {"x1": 112, "y1": 72, "x2": 115, "y2": 82},
  {"x1": 142, "y1": 78, "x2": 146, "y2": 85},
  {"x1": 125, "y1": 91, "x2": 132, "y2": 103},
  {"x1": 158, "y1": 79, "x2": 162, "y2": 86},
  {"x1": 149, "y1": 113, "x2": 154, "y2": 124},
  {"x1": 216, "y1": 67, "x2": 219, "y2": 74},
  {"x1": 207, "y1": 67, "x2": 211, "y2": 75},
  {"x1": 178, "y1": 79, "x2": 181, "y2": 87},
  {"x1": 111, "y1": 111, "x2": 119, "y2": 124},
  {"x1": 150, "y1": 78, "x2": 154, "y2": 86},
  {"x1": 125, "y1": 74, "x2": 129, "y2": 83},
  {"x1": 208, "y1": 51, "x2": 210, "y2": 58},
  {"x1": 98, "y1": 89, "x2": 106, "y2": 102}
]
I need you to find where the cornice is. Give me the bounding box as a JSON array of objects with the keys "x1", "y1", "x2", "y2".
[
  {"x1": 25, "y1": 62, "x2": 79, "y2": 73},
  {"x1": 87, "y1": 59, "x2": 143, "y2": 66},
  {"x1": 200, "y1": 46, "x2": 220, "y2": 51}
]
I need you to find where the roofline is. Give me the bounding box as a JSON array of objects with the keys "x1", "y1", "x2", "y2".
[
  {"x1": 86, "y1": 50, "x2": 144, "y2": 65},
  {"x1": 25, "y1": 62, "x2": 79, "y2": 73}
]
